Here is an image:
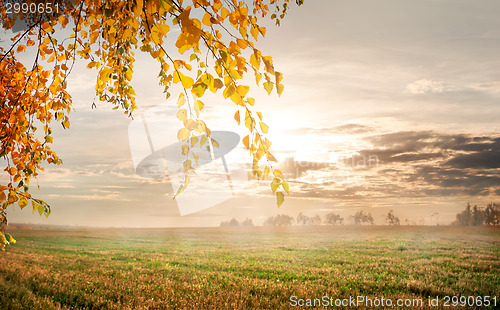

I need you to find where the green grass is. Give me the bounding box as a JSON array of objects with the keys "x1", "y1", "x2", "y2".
[{"x1": 0, "y1": 226, "x2": 498, "y2": 309}]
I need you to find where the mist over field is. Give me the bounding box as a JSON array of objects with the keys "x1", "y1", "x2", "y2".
[{"x1": 1, "y1": 226, "x2": 499, "y2": 309}]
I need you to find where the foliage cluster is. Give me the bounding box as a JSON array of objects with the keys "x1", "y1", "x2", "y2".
[{"x1": 0, "y1": 0, "x2": 303, "y2": 249}]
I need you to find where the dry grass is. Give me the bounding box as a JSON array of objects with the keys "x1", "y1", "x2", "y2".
[{"x1": 0, "y1": 226, "x2": 498, "y2": 309}]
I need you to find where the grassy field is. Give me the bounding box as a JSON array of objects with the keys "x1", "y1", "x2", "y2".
[{"x1": 0, "y1": 226, "x2": 498, "y2": 309}]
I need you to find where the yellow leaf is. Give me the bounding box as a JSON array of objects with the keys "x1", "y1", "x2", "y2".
[
  {"x1": 177, "y1": 128, "x2": 190, "y2": 141},
  {"x1": 282, "y1": 181, "x2": 289, "y2": 194},
  {"x1": 230, "y1": 92, "x2": 244, "y2": 106},
  {"x1": 221, "y1": 7, "x2": 230, "y2": 20},
  {"x1": 182, "y1": 144, "x2": 189, "y2": 155},
  {"x1": 223, "y1": 85, "x2": 235, "y2": 98},
  {"x1": 276, "y1": 191, "x2": 284, "y2": 207},
  {"x1": 0, "y1": 191, "x2": 6, "y2": 203},
  {"x1": 250, "y1": 26, "x2": 259, "y2": 40},
  {"x1": 275, "y1": 71, "x2": 283, "y2": 84},
  {"x1": 174, "y1": 185, "x2": 185, "y2": 198},
  {"x1": 263, "y1": 81, "x2": 273, "y2": 95},
  {"x1": 274, "y1": 169, "x2": 284, "y2": 180},
  {"x1": 270, "y1": 178, "x2": 281, "y2": 194},
  {"x1": 259, "y1": 122, "x2": 269, "y2": 134},
  {"x1": 192, "y1": 83, "x2": 207, "y2": 97},
  {"x1": 194, "y1": 100, "x2": 204, "y2": 111},
  {"x1": 177, "y1": 93, "x2": 186, "y2": 107},
  {"x1": 183, "y1": 159, "x2": 193, "y2": 171},
  {"x1": 210, "y1": 138, "x2": 219, "y2": 148},
  {"x1": 244, "y1": 110, "x2": 253, "y2": 131},
  {"x1": 181, "y1": 75, "x2": 194, "y2": 89},
  {"x1": 266, "y1": 151, "x2": 278, "y2": 162},
  {"x1": 250, "y1": 53, "x2": 260, "y2": 70},
  {"x1": 277, "y1": 84, "x2": 284, "y2": 96},
  {"x1": 255, "y1": 72, "x2": 262, "y2": 85},
  {"x1": 262, "y1": 166, "x2": 270, "y2": 180},
  {"x1": 87, "y1": 61, "x2": 99, "y2": 69},
  {"x1": 190, "y1": 136, "x2": 199, "y2": 147},
  {"x1": 157, "y1": 24, "x2": 170, "y2": 36},
  {"x1": 18, "y1": 198, "x2": 28, "y2": 209},
  {"x1": 173, "y1": 70, "x2": 181, "y2": 83},
  {"x1": 200, "y1": 135, "x2": 207, "y2": 148},
  {"x1": 184, "y1": 119, "x2": 196, "y2": 131},
  {"x1": 195, "y1": 120, "x2": 207, "y2": 133},
  {"x1": 255, "y1": 147, "x2": 265, "y2": 160},
  {"x1": 174, "y1": 71, "x2": 194, "y2": 89},
  {"x1": 176, "y1": 109, "x2": 187, "y2": 121},
  {"x1": 8, "y1": 192, "x2": 18, "y2": 203},
  {"x1": 237, "y1": 85, "x2": 249, "y2": 97},
  {"x1": 237, "y1": 39, "x2": 248, "y2": 49}
]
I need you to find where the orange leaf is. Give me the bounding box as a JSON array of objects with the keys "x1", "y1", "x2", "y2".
[
  {"x1": 202, "y1": 13, "x2": 212, "y2": 26},
  {"x1": 234, "y1": 110, "x2": 240, "y2": 125},
  {"x1": 242, "y1": 135, "x2": 250, "y2": 149}
]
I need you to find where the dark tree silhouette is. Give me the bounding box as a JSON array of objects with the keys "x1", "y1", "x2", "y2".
[
  {"x1": 352, "y1": 211, "x2": 374, "y2": 225},
  {"x1": 454, "y1": 202, "x2": 499, "y2": 226},
  {"x1": 220, "y1": 218, "x2": 240, "y2": 227},
  {"x1": 264, "y1": 214, "x2": 294, "y2": 226},
  {"x1": 241, "y1": 218, "x2": 254, "y2": 227},
  {"x1": 385, "y1": 210, "x2": 400, "y2": 225},
  {"x1": 484, "y1": 202, "x2": 499, "y2": 225},
  {"x1": 324, "y1": 212, "x2": 344, "y2": 225},
  {"x1": 296, "y1": 212, "x2": 310, "y2": 225}
]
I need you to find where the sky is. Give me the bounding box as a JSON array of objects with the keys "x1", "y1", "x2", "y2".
[{"x1": 2, "y1": 0, "x2": 499, "y2": 226}]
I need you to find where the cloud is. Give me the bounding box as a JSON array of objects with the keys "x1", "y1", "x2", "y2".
[
  {"x1": 469, "y1": 81, "x2": 500, "y2": 94},
  {"x1": 286, "y1": 130, "x2": 500, "y2": 202},
  {"x1": 361, "y1": 131, "x2": 500, "y2": 196},
  {"x1": 445, "y1": 151, "x2": 500, "y2": 169},
  {"x1": 310, "y1": 124, "x2": 375, "y2": 135},
  {"x1": 405, "y1": 79, "x2": 453, "y2": 94},
  {"x1": 283, "y1": 123, "x2": 375, "y2": 136}
]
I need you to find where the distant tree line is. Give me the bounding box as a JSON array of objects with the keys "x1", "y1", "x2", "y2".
[
  {"x1": 220, "y1": 210, "x2": 394, "y2": 227},
  {"x1": 220, "y1": 218, "x2": 254, "y2": 227},
  {"x1": 453, "y1": 203, "x2": 499, "y2": 226},
  {"x1": 220, "y1": 204, "x2": 500, "y2": 227}
]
